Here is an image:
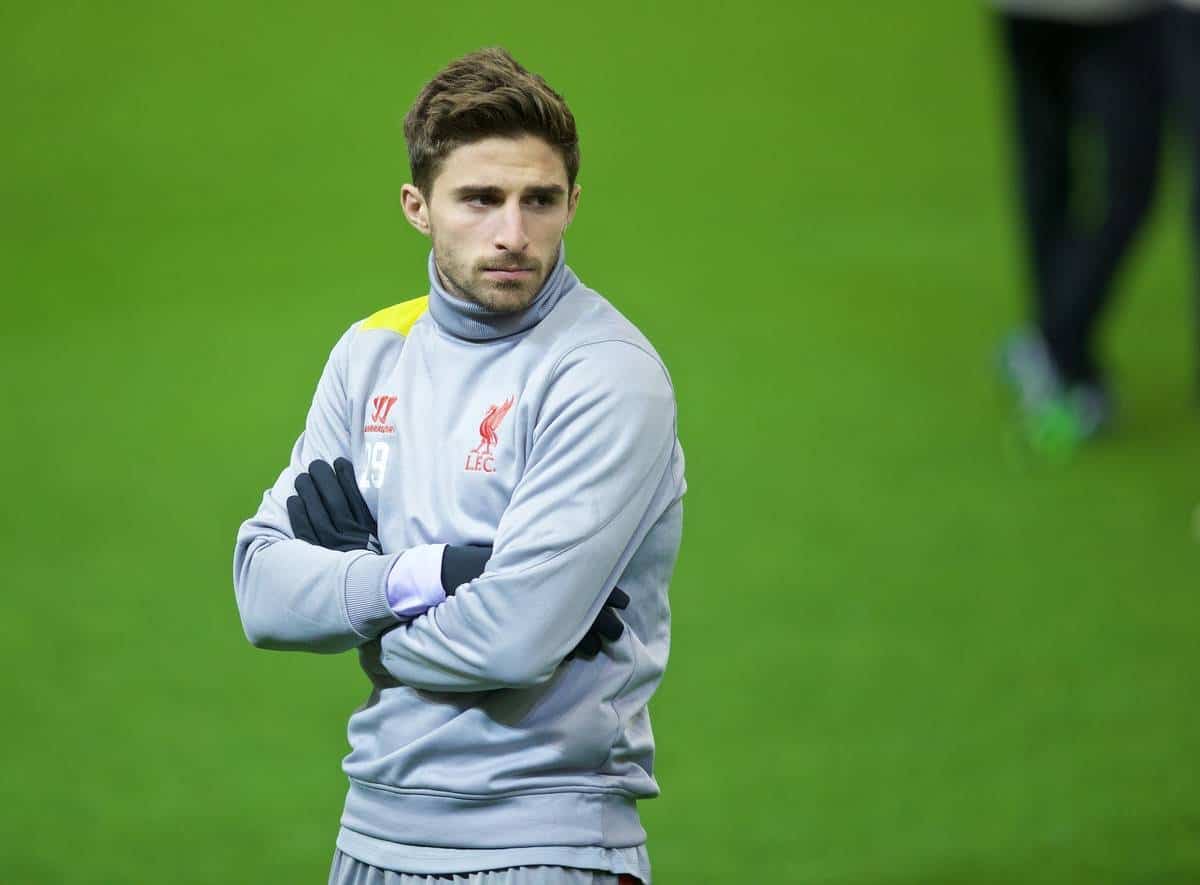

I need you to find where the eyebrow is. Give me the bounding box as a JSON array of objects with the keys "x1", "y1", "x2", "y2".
[{"x1": 451, "y1": 184, "x2": 566, "y2": 200}]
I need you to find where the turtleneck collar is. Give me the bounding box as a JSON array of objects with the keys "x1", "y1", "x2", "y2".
[{"x1": 426, "y1": 244, "x2": 577, "y2": 342}]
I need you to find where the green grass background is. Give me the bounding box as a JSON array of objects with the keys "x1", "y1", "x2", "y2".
[{"x1": 3, "y1": 2, "x2": 1199, "y2": 882}]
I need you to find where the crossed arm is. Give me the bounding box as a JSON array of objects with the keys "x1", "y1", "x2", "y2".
[
  {"x1": 286, "y1": 456, "x2": 629, "y2": 661},
  {"x1": 233, "y1": 333, "x2": 676, "y2": 688}
]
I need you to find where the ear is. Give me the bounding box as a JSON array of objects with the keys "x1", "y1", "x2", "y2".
[
  {"x1": 400, "y1": 184, "x2": 431, "y2": 236},
  {"x1": 564, "y1": 183, "x2": 582, "y2": 228}
]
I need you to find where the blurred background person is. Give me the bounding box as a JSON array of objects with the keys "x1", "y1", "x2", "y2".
[
  {"x1": 993, "y1": 0, "x2": 1166, "y2": 447},
  {"x1": 1167, "y1": 0, "x2": 1200, "y2": 391}
]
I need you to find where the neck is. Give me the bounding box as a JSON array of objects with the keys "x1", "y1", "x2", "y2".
[{"x1": 426, "y1": 245, "x2": 575, "y2": 342}]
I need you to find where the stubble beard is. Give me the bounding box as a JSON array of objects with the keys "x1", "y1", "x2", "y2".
[{"x1": 433, "y1": 239, "x2": 548, "y2": 314}]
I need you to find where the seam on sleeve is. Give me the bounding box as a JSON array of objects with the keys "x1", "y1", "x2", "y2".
[
  {"x1": 481, "y1": 426, "x2": 675, "y2": 586},
  {"x1": 545, "y1": 337, "x2": 675, "y2": 394},
  {"x1": 335, "y1": 323, "x2": 355, "y2": 438},
  {"x1": 531, "y1": 337, "x2": 675, "y2": 445}
]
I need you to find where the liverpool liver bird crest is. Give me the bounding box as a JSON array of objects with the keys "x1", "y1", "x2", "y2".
[{"x1": 472, "y1": 396, "x2": 514, "y2": 456}]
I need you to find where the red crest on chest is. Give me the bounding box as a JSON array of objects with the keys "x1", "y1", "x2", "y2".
[{"x1": 465, "y1": 396, "x2": 514, "y2": 473}]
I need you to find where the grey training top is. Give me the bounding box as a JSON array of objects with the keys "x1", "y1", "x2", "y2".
[{"x1": 233, "y1": 245, "x2": 686, "y2": 882}]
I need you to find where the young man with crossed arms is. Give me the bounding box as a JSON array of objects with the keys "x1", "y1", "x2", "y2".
[{"x1": 233, "y1": 47, "x2": 685, "y2": 885}]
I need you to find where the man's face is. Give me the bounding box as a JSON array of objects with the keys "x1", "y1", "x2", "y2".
[{"x1": 401, "y1": 135, "x2": 580, "y2": 313}]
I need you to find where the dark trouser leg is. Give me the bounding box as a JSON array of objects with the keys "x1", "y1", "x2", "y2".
[
  {"x1": 1166, "y1": 6, "x2": 1200, "y2": 392},
  {"x1": 1043, "y1": 12, "x2": 1165, "y2": 384},
  {"x1": 999, "y1": 15, "x2": 1074, "y2": 336}
]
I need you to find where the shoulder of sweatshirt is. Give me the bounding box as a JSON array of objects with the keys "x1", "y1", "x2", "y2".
[
  {"x1": 323, "y1": 294, "x2": 431, "y2": 369},
  {"x1": 536, "y1": 283, "x2": 675, "y2": 391},
  {"x1": 352, "y1": 294, "x2": 430, "y2": 341}
]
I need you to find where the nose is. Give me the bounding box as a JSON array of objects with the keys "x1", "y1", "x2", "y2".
[{"x1": 493, "y1": 199, "x2": 529, "y2": 254}]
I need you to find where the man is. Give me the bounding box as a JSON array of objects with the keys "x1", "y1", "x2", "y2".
[
  {"x1": 232, "y1": 48, "x2": 685, "y2": 885},
  {"x1": 992, "y1": 0, "x2": 1166, "y2": 448}
]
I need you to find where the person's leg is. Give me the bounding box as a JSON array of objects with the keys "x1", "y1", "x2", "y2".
[
  {"x1": 998, "y1": 14, "x2": 1075, "y2": 334},
  {"x1": 1166, "y1": 4, "x2": 1200, "y2": 393},
  {"x1": 1044, "y1": 10, "x2": 1166, "y2": 385}
]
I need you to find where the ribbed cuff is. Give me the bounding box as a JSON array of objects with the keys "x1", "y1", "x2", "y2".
[{"x1": 344, "y1": 552, "x2": 402, "y2": 638}]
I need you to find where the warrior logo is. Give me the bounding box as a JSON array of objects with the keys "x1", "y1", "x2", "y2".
[
  {"x1": 465, "y1": 396, "x2": 514, "y2": 473},
  {"x1": 364, "y1": 394, "x2": 397, "y2": 434}
]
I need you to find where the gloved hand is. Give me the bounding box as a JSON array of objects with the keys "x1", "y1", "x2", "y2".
[
  {"x1": 567, "y1": 587, "x2": 629, "y2": 660},
  {"x1": 286, "y1": 459, "x2": 486, "y2": 588},
  {"x1": 289, "y1": 458, "x2": 630, "y2": 659},
  {"x1": 288, "y1": 458, "x2": 381, "y2": 553}
]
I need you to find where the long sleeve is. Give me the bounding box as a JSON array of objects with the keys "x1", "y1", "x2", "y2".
[
  {"x1": 379, "y1": 339, "x2": 680, "y2": 691},
  {"x1": 232, "y1": 326, "x2": 401, "y2": 653}
]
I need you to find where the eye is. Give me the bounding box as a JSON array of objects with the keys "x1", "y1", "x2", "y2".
[
  {"x1": 465, "y1": 193, "x2": 497, "y2": 207},
  {"x1": 524, "y1": 194, "x2": 556, "y2": 208}
]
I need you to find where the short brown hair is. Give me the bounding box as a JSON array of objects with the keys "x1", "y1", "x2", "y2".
[{"x1": 403, "y1": 47, "x2": 580, "y2": 196}]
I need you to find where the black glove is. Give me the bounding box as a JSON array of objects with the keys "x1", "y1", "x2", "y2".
[
  {"x1": 568, "y1": 587, "x2": 630, "y2": 660},
  {"x1": 288, "y1": 458, "x2": 380, "y2": 552},
  {"x1": 440, "y1": 543, "x2": 493, "y2": 595},
  {"x1": 441, "y1": 544, "x2": 630, "y2": 659}
]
